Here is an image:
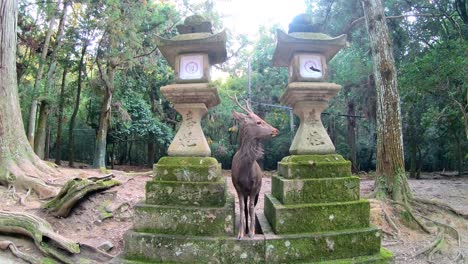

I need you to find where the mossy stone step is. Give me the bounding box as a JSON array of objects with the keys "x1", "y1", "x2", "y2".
[
  {"x1": 264, "y1": 194, "x2": 370, "y2": 234},
  {"x1": 146, "y1": 177, "x2": 226, "y2": 206},
  {"x1": 153, "y1": 156, "x2": 222, "y2": 182},
  {"x1": 123, "y1": 232, "x2": 266, "y2": 264},
  {"x1": 307, "y1": 248, "x2": 393, "y2": 264},
  {"x1": 133, "y1": 197, "x2": 235, "y2": 236},
  {"x1": 271, "y1": 175, "x2": 360, "y2": 205},
  {"x1": 278, "y1": 154, "x2": 351, "y2": 179},
  {"x1": 265, "y1": 227, "x2": 381, "y2": 263}
]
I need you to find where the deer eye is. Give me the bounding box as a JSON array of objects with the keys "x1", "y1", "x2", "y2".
[{"x1": 256, "y1": 121, "x2": 262, "y2": 125}]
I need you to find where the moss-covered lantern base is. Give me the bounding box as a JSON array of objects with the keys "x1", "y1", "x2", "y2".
[{"x1": 263, "y1": 154, "x2": 393, "y2": 263}]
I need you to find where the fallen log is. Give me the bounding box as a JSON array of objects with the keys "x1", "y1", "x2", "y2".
[
  {"x1": 43, "y1": 176, "x2": 120, "y2": 217},
  {"x1": 0, "y1": 211, "x2": 79, "y2": 264}
]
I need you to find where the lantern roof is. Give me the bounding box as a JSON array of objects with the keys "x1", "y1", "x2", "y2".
[
  {"x1": 155, "y1": 15, "x2": 227, "y2": 69},
  {"x1": 272, "y1": 29, "x2": 347, "y2": 67}
]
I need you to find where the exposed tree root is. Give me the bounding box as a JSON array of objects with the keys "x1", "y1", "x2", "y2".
[
  {"x1": 43, "y1": 176, "x2": 120, "y2": 217},
  {"x1": 0, "y1": 211, "x2": 79, "y2": 264},
  {"x1": 413, "y1": 229, "x2": 444, "y2": 258},
  {"x1": 0, "y1": 240, "x2": 40, "y2": 264},
  {"x1": 419, "y1": 215, "x2": 465, "y2": 262},
  {"x1": 380, "y1": 201, "x2": 400, "y2": 235},
  {"x1": 390, "y1": 200, "x2": 432, "y2": 234},
  {"x1": 0, "y1": 159, "x2": 58, "y2": 200},
  {"x1": 413, "y1": 197, "x2": 468, "y2": 219}
]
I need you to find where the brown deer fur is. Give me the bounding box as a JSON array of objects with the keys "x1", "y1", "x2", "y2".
[{"x1": 231, "y1": 110, "x2": 278, "y2": 239}]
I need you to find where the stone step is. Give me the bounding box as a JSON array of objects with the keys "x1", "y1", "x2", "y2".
[
  {"x1": 278, "y1": 154, "x2": 351, "y2": 179},
  {"x1": 264, "y1": 227, "x2": 383, "y2": 263},
  {"x1": 153, "y1": 156, "x2": 222, "y2": 182},
  {"x1": 271, "y1": 175, "x2": 360, "y2": 205},
  {"x1": 121, "y1": 228, "x2": 387, "y2": 264},
  {"x1": 146, "y1": 177, "x2": 226, "y2": 206},
  {"x1": 123, "y1": 232, "x2": 266, "y2": 264},
  {"x1": 264, "y1": 194, "x2": 370, "y2": 234},
  {"x1": 133, "y1": 197, "x2": 235, "y2": 236},
  {"x1": 307, "y1": 248, "x2": 394, "y2": 264}
]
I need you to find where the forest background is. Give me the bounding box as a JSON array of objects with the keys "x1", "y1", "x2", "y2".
[{"x1": 15, "y1": 0, "x2": 467, "y2": 177}]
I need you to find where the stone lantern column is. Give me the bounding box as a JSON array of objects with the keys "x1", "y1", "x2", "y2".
[
  {"x1": 262, "y1": 14, "x2": 393, "y2": 263},
  {"x1": 121, "y1": 16, "x2": 245, "y2": 263}
]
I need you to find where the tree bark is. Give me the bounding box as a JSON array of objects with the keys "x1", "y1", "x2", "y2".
[
  {"x1": 55, "y1": 67, "x2": 68, "y2": 165},
  {"x1": 26, "y1": 0, "x2": 62, "y2": 147},
  {"x1": 0, "y1": 0, "x2": 57, "y2": 199},
  {"x1": 347, "y1": 100, "x2": 358, "y2": 173},
  {"x1": 93, "y1": 57, "x2": 115, "y2": 169},
  {"x1": 68, "y1": 43, "x2": 87, "y2": 167},
  {"x1": 93, "y1": 85, "x2": 112, "y2": 168},
  {"x1": 34, "y1": 100, "x2": 50, "y2": 159},
  {"x1": 361, "y1": 0, "x2": 411, "y2": 202}
]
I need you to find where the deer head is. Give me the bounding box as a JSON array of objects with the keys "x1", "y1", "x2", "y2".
[{"x1": 231, "y1": 95, "x2": 278, "y2": 141}]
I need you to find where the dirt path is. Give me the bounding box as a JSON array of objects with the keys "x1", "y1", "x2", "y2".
[{"x1": 0, "y1": 168, "x2": 466, "y2": 263}]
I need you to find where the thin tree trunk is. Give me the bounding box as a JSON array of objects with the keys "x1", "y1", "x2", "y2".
[
  {"x1": 361, "y1": 0, "x2": 410, "y2": 202},
  {"x1": 93, "y1": 86, "x2": 112, "y2": 168},
  {"x1": 27, "y1": 0, "x2": 62, "y2": 147},
  {"x1": 93, "y1": 57, "x2": 115, "y2": 168},
  {"x1": 45, "y1": 125, "x2": 50, "y2": 160},
  {"x1": 347, "y1": 100, "x2": 358, "y2": 173},
  {"x1": 45, "y1": 0, "x2": 69, "y2": 93},
  {"x1": 147, "y1": 136, "x2": 155, "y2": 167},
  {"x1": 0, "y1": 0, "x2": 57, "y2": 199},
  {"x1": 34, "y1": 100, "x2": 50, "y2": 159},
  {"x1": 68, "y1": 43, "x2": 87, "y2": 167},
  {"x1": 55, "y1": 67, "x2": 68, "y2": 165}
]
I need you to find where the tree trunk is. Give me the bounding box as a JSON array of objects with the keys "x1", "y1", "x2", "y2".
[
  {"x1": 361, "y1": 0, "x2": 411, "y2": 202},
  {"x1": 93, "y1": 87, "x2": 112, "y2": 168},
  {"x1": 26, "y1": 0, "x2": 62, "y2": 147},
  {"x1": 55, "y1": 67, "x2": 68, "y2": 165},
  {"x1": 0, "y1": 0, "x2": 57, "y2": 199},
  {"x1": 347, "y1": 100, "x2": 358, "y2": 173},
  {"x1": 93, "y1": 58, "x2": 115, "y2": 169},
  {"x1": 34, "y1": 100, "x2": 50, "y2": 159},
  {"x1": 45, "y1": 0, "x2": 68, "y2": 94},
  {"x1": 68, "y1": 43, "x2": 87, "y2": 167},
  {"x1": 147, "y1": 136, "x2": 155, "y2": 167}
]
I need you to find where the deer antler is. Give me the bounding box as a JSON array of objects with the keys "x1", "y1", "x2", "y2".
[{"x1": 228, "y1": 94, "x2": 253, "y2": 114}]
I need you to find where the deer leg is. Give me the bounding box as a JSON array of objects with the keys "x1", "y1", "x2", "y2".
[
  {"x1": 244, "y1": 196, "x2": 249, "y2": 234},
  {"x1": 237, "y1": 193, "x2": 245, "y2": 240},
  {"x1": 248, "y1": 194, "x2": 256, "y2": 238}
]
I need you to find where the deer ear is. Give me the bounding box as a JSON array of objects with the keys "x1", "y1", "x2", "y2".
[{"x1": 232, "y1": 110, "x2": 247, "y2": 122}]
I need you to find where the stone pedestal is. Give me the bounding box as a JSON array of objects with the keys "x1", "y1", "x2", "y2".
[
  {"x1": 122, "y1": 157, "x2": 237, "y2": 263},
  {"x1": 264, "y1": 155, "x2": 393, "y2": 263},
  {"x1": 281, "y1": 82, "x2": 340, "y2": 155},
  {"x1": 161, "y1": 83, "x2": 220, "y2": 157}
]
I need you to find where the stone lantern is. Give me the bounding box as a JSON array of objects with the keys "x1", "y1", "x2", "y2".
[
  {"x1": 272, "y1": 16, "x2": 347, "y2": 154},
  {"x1": 155, "y1": 15, "x2": 227, "y2": 156},
  {"x1": 121, "y1": 16, "x2": 238, "y2": 263},
  {"x1": 262, "y1": 14, "x2": 393, "y2": 263}
]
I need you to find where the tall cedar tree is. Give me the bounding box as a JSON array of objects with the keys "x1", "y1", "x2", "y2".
[
  {"x1": 361, "y1": 0, "x2": 411, "y2": 202},
  {"x1": 0, "y1": 0, "x2": 57, "y2": 199}
]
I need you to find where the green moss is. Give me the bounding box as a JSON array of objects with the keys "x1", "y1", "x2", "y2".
[
  {"x1": 153, "y1": 157, "x2": 222, "y2": 182},
  {"x1": 41, "y1": 258, "x2": 58, "y2": 264},
  {"x1": 265, "y1": 194, "x2": 370, "y2": 234},
  {"x1": 278, "y1": 155, "x2": 351, "y2": 179},
  {"x1": 146, "y1": 178, "x2": 226, "y2": 207},
  {"x1": 133, "y1": 197, "x2": 234, "y2": 236},
  {"x1": 265, "y1": 228, "x2": 381, "y2": 263},
  {"x1": 123, "y1": 231, "x2": 223, "y2": 263},
  {"x1": 272, "y1": 175, "x2": 360, "y2": 204}
]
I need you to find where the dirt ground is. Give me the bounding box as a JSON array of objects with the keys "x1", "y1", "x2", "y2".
[{"x1": 0, "y1": 166, "x2": 466, "y2": 264}]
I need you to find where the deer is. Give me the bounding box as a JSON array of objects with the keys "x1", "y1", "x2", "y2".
[{"x1": 230, "y1": 96, "x2": 278, "y2": 240}]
